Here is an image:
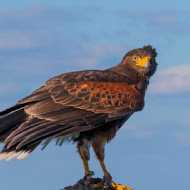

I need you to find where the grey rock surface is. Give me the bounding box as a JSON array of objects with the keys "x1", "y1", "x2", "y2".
[{"x1": 63, "y1": 183, "x2": 106, "y2": 190}]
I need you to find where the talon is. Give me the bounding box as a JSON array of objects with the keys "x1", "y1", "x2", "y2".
[
  {"x1": 88, "y1": 171, "x2": 95, "y2": 176},
  {"x1": 101, "y1": 172, "x2": 112, "y2": 188},
  {"x1": 82, "y1": 176, "x2": 87, "y2": 182},
  {"x1": 83, "y1": 170, "x2": 94, "y2": 179},
  {"x1": 104, "y1": 180, "x2": 112, "y2": 188},
  {"x1": 82, "y1": 171, "x2": 95, "y2": 185}
]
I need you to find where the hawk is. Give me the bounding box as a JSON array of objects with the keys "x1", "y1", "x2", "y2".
[{"x1": 0, "y1": 45, "x2": 157, "y2": 189}]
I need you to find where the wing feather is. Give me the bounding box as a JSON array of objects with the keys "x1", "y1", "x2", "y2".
[
  {"x1": 3, "y1": 70, "x2": 144, "y2": 150},
  {"x1": 50, "y1": 81, "x2": 144, "y2": 116}
]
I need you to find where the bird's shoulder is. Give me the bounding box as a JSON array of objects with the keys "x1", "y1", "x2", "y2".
[{"x1": 46, "y1": 69, "x2": 132, "y2": 86}]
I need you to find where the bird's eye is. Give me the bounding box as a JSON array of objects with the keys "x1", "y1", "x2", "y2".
[{"x1": 132, "y1": 56, "x2": 139, "y2": 61}]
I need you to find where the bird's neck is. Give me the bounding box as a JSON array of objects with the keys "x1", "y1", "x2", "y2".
[{"x1": 108, "y1": 64, "x2": 150, "y2": 96}]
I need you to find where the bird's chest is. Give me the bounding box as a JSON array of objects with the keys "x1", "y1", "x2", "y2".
[{"x1": 79, "y1": 125, "x2": 118, "y2": 145}]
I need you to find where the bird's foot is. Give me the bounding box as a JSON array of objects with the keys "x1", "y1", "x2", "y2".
[
  {"x1": 101, "y1": 174, "x2": 132, "y2": 190},
  {"x1": 80, "y1": 172, "x2": 132, "y2": 190},
  {"x1": 82, "y1": 171, "x2": 95, "y2": 185},
  {"x1": 80, "y1": 176, "x2": 102, "y2": 188},
  {"x1": 101, "y1": 172, "x2": 112, "y2": 188}
]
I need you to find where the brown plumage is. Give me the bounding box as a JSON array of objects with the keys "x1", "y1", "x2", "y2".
[{"x1": 0, "y1": 45, "x2": 157, "y2": 187}]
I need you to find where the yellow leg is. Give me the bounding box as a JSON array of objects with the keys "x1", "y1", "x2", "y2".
[
  {"x1": 82, "y1": 158, "x2": 90, "y2": 175},
  {"x1": 78, "y1": 146, "x2": 90, "y2": 175},
  {"x1": 98, "y1": 159, "x2": 132, "y2": 190},
  {"x1": 91, "y1": 139, "x2": 133, "y2": 190},
  {"x1": 99, "y1": 159, "x2": 112, "y2": 180},
  {"x1": 78, "y1": 145, "x2": 94, "y2": 185}
]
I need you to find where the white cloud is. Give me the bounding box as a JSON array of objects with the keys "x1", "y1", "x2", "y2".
[
  {"x1": 85, "y1": 44, "x2": 124, "y2": 58},
  {"x1": 182, "y1": 117, "x2": 190, "y2": 127},
  {"x1": 0, "y1": 82, "x2": 19, "y2": 96},
  {"x1": 175, "y1": 132, "x2": 190, "y2": 146},
  {"x1": 117, "y1": 9, "x2": 190, "y2": 34},
  {"x1": 0, "y1": 32, "x2": 37, "y2": 50},
  {"x1": 123, "y1": 124, "x2": 153, "y2": 139},
  {"x1": 0, "y1": 4, "x2": 85, "y2": 51},
  {"x1": 66, "y1": 44, "x2": 125, "y2": 68},
  {"x1": 149, "y1": 65, "x2": 190, "y2": 94}
]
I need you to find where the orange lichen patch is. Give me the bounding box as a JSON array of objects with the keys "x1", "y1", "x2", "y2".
[
  {"x1": 111, "y1": 182, "x2": 133, "y2": 190},
  {"x1": 88, "y1": 181, "x2": 133, "y2": 190}
]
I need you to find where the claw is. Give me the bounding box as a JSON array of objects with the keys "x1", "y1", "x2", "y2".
[
  {"x1": 104, "y1": 180, "x2": 112, "y2": 188},
  {"x1": 89, "y1": 171, "x2": 95, "y2": 176},
  {"x1": 82, "y1": 171, "x2": 95, "y2": 185},
  {"x1": 83, "y1": 171, "x2": 94, "y2": 179}
]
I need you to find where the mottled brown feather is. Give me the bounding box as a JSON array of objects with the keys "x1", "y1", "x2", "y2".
[{"x1": 51, "y1": 81, "x2": 144, "y2": 117}]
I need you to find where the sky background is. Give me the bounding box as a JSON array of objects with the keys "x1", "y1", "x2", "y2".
[{"x1": 0, "y1": 1, "x2": 190, "y2": 190}]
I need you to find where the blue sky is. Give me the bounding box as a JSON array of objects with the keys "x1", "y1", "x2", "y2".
[{"x1": 0, "y1": 1, "x2": 190, "y2": 190}]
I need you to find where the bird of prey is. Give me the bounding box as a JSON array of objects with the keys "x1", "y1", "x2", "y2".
[{"x1": 0, "y1": 45, "x2": 157, "y2": 189}]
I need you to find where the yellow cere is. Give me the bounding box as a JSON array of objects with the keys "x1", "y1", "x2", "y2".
[{"x1": 132, "y1": 56, "x2": 150, "y2": 68}]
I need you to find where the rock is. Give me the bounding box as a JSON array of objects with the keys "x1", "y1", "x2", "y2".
[
  {"x1": 62, "y1": 183, "x2": 106, "y2": 190},
  {"x1": 62, "y1": 178, "x2": 112, "y2": 190},
  {"x1": 62, "y1": 178, "x2": 133, "y2": 190}
]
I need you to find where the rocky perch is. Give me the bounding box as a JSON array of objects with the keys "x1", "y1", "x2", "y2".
[
  {"x1": 63, "y1": 183, "x2": 107, "y2": 190},
  {"x1": 62, "y1": 179, "x2": 132, "y2": 190}
]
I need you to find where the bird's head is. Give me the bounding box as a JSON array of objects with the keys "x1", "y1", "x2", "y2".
[{"x1": 121, "y1": 45, "x2": 158, "y2": 77}]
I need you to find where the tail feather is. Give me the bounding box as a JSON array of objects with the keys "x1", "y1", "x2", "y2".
[
  {"x1": 0, "y1": 103, "x2": 29, "y2": 116},
  {"x1": 0, "y1": 107, "x2": 27, "y2": 134},
  {"x1": 0, "y1": 150, "x2": 29, "y2": 161},
  {"x1": 0, "y1": 142, "x2": 40, "y2": 161},
  {"x1": 0, "y1": 104, "x2": 40, "y2": 161},
  {"x1": 0, "y1": 125, "x2": 19, "y2": 141}
]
